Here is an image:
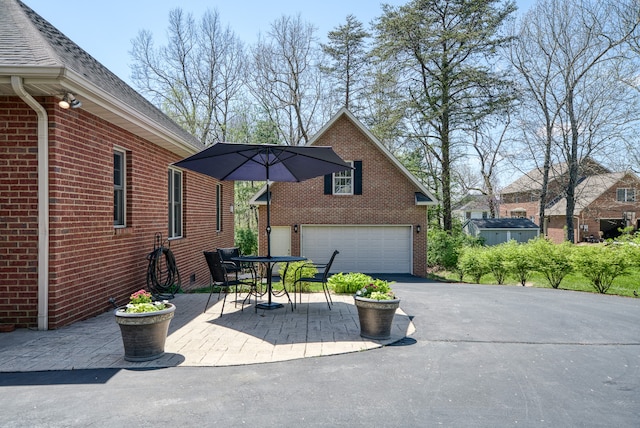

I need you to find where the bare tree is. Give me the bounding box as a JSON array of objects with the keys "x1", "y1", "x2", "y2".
[
  {"x1": 511, "y1": 0, "x2": 640, "y2": 242},
  {"x1": 130, "y1": 8, "x2": 246, "y2": 145},
  {"x1": 248, "y1": 15, "x2": 326, "y2": 146},
  {"x1": 465, "y1": 115, "x2": 513, "y2": 218},
  {"x1": 508, "y1": 2, "x2": 565, "y2": 233}
]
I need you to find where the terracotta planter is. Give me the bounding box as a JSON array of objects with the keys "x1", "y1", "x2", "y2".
[
  {"x1": 354, "y1": 296, "x2": 400, "y2": 340},
  {"x1": 114, "y1": 303, "x2": 175, "y2": 362}
]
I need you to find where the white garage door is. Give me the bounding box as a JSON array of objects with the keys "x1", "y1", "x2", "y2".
[{"x1": 301, "y1": 225, "x2": 412, "y2": 274}]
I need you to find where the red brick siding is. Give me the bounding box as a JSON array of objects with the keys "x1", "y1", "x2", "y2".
[
  {"x1": 0, "y1": 98, "x2": 39, "y2": 326},
  {"x1": 0, "y1": 96, "x2": 233, "y2": 328},
  {"x1": 257, "y1": 115, "x2": 428, "y2": 276},
  {"x1": 502, "y1": 174, "x2": 640, "y2": 243}
]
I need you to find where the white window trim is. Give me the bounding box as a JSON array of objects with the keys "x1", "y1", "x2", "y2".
[
  {"x1": 113, "y1": 148, "x2": 126, "y2": 228},
  {"x1": 333, "y1": 160, "x2": 354, "y2": 195},
  {"x1": 168, "y1": 168, "x2": 183, "y2": 239},
  {"x1": 617, "y1": 188, "x2": 636, "y2": 202}
]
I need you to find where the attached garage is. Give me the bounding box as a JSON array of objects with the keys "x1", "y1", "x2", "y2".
[{"x1": 301, "y1": 225, "x2": 413, "y2": 274}]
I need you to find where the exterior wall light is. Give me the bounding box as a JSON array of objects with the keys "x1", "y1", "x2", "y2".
[{"x1": 59, "y1": 93, "x2": 82, "y2": 109}]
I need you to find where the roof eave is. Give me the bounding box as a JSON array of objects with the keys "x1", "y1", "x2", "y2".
[
  {"x1": 60, "y1": 70, "x2": 202, "y2": 157},
  {"x1": 1, "y1": 67, "x2": 201, "y2": 158}
]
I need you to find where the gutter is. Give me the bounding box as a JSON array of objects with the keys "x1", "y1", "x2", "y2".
[{"x1": 11, "y1": 76, "x2": 49, "y2": 331}]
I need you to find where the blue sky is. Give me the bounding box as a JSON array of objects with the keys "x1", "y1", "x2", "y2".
[{"x1": 23, "y1": 0, "x2": 533, "y2": 87}]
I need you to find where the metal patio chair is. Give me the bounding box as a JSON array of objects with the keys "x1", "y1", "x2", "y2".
[
  {"x1": 203, "y1": 251, "x2": 257, "y2": 315},
  {"x1": 292, "y1": 250, "x2": 339, "y2": 310}
]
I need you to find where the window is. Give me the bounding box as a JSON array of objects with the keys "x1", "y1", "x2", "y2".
[
  {"x1": 482, "y1": 211, "x2": 488, "y2": 219},
  {"x1": 168, "y1": 168, "x2": 183, "y2": 238},
  {"x1": 324, "y1": 161, "x2": 362, "y2": 195},
  {"x1": 113, "y1": 149, "x2": 125, "y2": 227},
  {"x1": 617, "y1": 188, "x2": 636, "y2": 202},
  {"x1": 216, "y1": 183, "x2": 222, "y2": 232},
  {"x1": 333, "y1": 161, "x2": 353, "y2": 195}
]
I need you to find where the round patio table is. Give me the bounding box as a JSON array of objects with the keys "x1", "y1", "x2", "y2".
[{"x1": 232, "y1": 255, "x2": 306, "y2": 310}]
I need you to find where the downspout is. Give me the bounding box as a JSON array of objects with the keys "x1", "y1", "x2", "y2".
[{"x1": 11, "y1": 76, "x2": 49, "y2": 331}]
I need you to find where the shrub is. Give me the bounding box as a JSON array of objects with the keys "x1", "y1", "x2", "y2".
[
  {"x1": 283, "y1": 261, "x2": 318, "y2": 292},
  {"x1": 235, "y1": 228, "x2": 257, "y2": 256},
  {"x1": 571, "y1": 243, "x2": 630, "y2": 294},
  {"x1": 328, "y1": 272, "x2": 378, "y2": 294},
  {"x1": 457, "y1": 246, "x2": 488, "y2": 283},
  {"x1": 428, "y1": 225, "x2": 483, "y2": 270},
  {"x1": 528, "y1": 238, "x2": 573, "y2": 289},
  {"x1": 483, "y1": 243, "x2": 510, "y2": 285},
  {"x1": 503, "y1": 240, "x2": 536, "y2": 286}
]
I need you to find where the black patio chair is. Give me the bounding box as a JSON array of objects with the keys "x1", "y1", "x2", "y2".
[
  {"x1": 217, "y1": 247, "x2": 242, "y2": 276},
  {"x1": 203, "y1": 251, "x2": 257, "y2": 315},
  {"x1": 293, "y1": 250, "x2": 339, "y2": 310},
  {"x1": 217, "y1": 246, "x2": 262, "y2": 294}
]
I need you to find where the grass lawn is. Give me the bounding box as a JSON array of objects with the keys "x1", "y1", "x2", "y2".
[{"x1": 432, "y1": 269, "x2": 640, "y2": 298}]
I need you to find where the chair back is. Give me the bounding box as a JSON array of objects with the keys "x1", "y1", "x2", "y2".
[
  {"x1": 217, "y1": 247, "x2": 241, "y2": 268},
  {"x1": 204, "y1": 251, "x2": 227, "y2": 283},
  {"x1": 322, "y1": 250, "x2": 339, "y2": 279}
]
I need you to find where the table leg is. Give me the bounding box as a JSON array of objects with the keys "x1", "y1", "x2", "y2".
[{"x1": 256, "y1": 262, "x2": 283, "y2": 310}]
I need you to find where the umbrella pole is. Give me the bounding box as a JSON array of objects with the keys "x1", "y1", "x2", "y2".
[
  {"x1": 255, "y1": 162, "x2": 284, "y2": 311},
  {"x1": 266, "y1": 179, "x2": 271, "y2": 258}
]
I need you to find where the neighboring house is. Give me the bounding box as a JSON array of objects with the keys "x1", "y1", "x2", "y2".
[
  {"x1": 0, "y1": 0, "x2": 234, "y2": 330},
  {"x1": 453, "y1": 194, "x2": 496, "y2": 222},
  {"x1": 464, "y1": 218, "x2": 539, "y2": 246},
  {"x1": 500, "y1": 157, "x2": 640, "y2": 243},
  {"x1": 250, "y1": 108, "x2": 438, "y2": 277}
]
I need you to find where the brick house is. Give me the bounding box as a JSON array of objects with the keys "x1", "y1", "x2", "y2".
[
  {"x1": 0, "y1": 0, "x2": 234, "y2": 329},
  {"x1": 500, "y1": 157, "x2": 640, "y2": 243},
  {"x1": 250, "y1": 108, "x2": 438, "y2": 276}
]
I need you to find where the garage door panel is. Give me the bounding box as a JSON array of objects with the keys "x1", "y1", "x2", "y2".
[{"x1": 301, "y1": 226, "x2": 411, "y2": 274}]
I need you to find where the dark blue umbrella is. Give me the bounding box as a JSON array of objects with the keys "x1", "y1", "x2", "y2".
[{"x1": 174, "y1": 142, "x2": 352, "y2": 256}]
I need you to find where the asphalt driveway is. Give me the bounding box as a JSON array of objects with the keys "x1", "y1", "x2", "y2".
[{"x1": 1, "y1": 279, "x2": 638, "y2": 427}]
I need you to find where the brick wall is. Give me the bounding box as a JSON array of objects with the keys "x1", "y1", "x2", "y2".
[
  {"x1": 0, "y1": 97, "x2": 40, "y2": 326},
  {"x1": 0, "y1": 96, "x2": 233, "y2": 329},
  {"x1": 257, "y1": 114, "x2": 428, "y2": 276},
  {"x1": 502, "y1": 174, "x2": 640, "y2": 244}
]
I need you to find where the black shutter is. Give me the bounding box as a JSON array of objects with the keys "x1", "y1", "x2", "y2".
[
  {"x1": 324, "y1": 174, "x2": 332, "y2": 195},
  {"x1": 354, "y1": 161, "x2": 362, "y2": 195}
]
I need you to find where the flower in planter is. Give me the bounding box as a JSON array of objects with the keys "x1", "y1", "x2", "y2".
[
  {"x1": 355, "y1": 279, "x2": 396, "y2": 300},
  {"x1": 121, "y1": 289, "x2": 169, "y2": 313}
]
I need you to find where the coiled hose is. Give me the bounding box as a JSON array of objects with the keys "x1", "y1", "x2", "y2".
[{"x1": 146, "y1": 246, "x2": 181, "y2": 298}]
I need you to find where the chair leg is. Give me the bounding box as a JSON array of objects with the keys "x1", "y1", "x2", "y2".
[
  {"x1": 204, "y1": 289, "x2": 213, "y2": 313},
  {"x1": 204, "y1": 281, "x2": 217, "y2": 313},
  {"x1": 321, "y1": 281, "x2": 332, "y2": 310},
  {"x1": 240, "y1": 281, "x2": 256, "y2": 312},
  {"x1": 219, "y1": 287, "x2": 227, "y2": 316}
]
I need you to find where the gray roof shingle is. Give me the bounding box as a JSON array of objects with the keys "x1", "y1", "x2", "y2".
[{"x1": 469, "y1": 218, "x2": 539, "y2": 229}]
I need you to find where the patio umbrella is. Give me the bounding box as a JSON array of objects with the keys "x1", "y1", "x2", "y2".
[{"x1": 173, "y1": 142, "x2": 352, "y2": 256}]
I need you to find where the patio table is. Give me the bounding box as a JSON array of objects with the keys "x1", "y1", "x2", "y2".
[{"x1": 232, "y1": 255, "x2": 306, "y2": 310}]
